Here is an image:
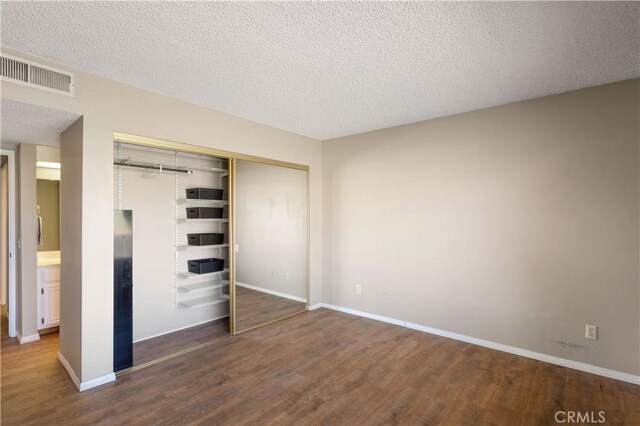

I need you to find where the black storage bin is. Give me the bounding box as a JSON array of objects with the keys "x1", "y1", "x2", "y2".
[
  {"x1": 186, "y1": 207, "x2": 223, "y2": 219},
  {"x1": 186, "y1": 187, "x2": 224, "y2": 200},
  {"x1": 188, "y1": 258, "x2": 224, "y2": 274},
  {"x1": 187, "y1": 233, "x2": 224, "y2": 246}
]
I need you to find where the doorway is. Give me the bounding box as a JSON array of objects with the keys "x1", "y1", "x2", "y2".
[
  {"x1": 1, "y1": 155, "x2": 8, "y2": 314},
  {"x1": 35, "y1": 152, "x2": 61, "y2": 334},
  {"x1": 1, "y1": 99, "x2": 81, "y2": 343}
]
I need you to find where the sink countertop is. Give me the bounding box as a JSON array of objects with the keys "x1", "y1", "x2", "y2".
[{"x1": 37, "y1": 251, "x2": 60, "y2": 267}]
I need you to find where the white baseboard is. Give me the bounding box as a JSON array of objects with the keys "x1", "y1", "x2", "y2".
[
  {"x1": 322, "y1": 303, "x2": 405, "y2": 326},
  {"x1": 57, "y1": 352, "x2": 116, "y2": 392},
  {"x1": 16, "y1": 331, "x2": 40, "y2": 344},
  {"x1": 78, "y1": 372, "x2": 116, "y2": 392},
  {"x1": 404, "y1": 322, "x2": 640, "y2": 385},
  {"x1": 319, "y1": 303, "x2": 640, "y2": 385},
  {"x1": 57, "y1": 352, "x2": 81, "y2": 390},
  {"x1": 308, "y1": 303, "x2": 323, "y2": 311},
  {"x1": 237, "y1": 282, "x2": 307, "y2": 304},
  {"x1": 133, "y1": 314, "x2": 230, "y2": 343}
]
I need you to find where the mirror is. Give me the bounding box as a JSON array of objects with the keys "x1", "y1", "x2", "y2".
[
  {"x1": 36, "y1": 154, "x2": 61, "y2": 254},
  {"x1": 36, "y1": 178, "x2": 60, "y2": 252},
  {"x1": 234, "y1": 160, "x2": 308, "y2": 332}
]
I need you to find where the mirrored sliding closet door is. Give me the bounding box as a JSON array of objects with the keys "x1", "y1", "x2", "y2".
[{"x1": 233, "y1": 159, "x2": 308, "y2": 333}]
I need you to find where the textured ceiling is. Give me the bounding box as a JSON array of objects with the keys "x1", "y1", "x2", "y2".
[
  {"x1": 1, "y1": 2, "x2": 638, "y2": 140},
  {"x1": 1, "y1": 99, "x2": 80, "y2": 147}
]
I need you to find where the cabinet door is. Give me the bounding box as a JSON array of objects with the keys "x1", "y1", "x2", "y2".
[
  {"x1": 38, "y1": 266, "x2": 61, "y2": 329},
  {"x1": 43, "y1": 285, "x2": 60, "y2": 327},
  {"x1": 37, "y1": 269, "x2": 45, "y2": 329}
]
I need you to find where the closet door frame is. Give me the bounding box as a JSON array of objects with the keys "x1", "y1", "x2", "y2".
[{"x1": 113, "y1": 132, "x2": 310, "y2": 336}]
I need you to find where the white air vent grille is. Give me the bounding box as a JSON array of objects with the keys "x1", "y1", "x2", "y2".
[
  {"x1": 0, "y1": 56, "x2": 28, "y2": 82},
  {"x1": 0, "y1": 54, "x2": 74, "y2": 96}
]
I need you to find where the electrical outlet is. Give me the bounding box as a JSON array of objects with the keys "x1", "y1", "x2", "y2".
[
  {"x1": 356, "y1": 284, "x2": 362, "y2": 295},
  {"x1": 585, "y1": 324, "x2": 598, "y2": 340},
  {"x1": 383, "y1": 288, "x2": 389, "y2": 299},
  {"x1": 285, "y1": 272, "x2": 290, "y2": 281}
]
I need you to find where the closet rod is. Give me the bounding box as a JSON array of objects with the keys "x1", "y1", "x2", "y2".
[{"x1": 113, "y1": 161, "x2": 193, "y2": 174}]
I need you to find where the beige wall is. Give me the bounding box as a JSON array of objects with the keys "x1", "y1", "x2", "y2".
[
  {"x1": 323, "y1": 78, "x2": 640, "y2": 376},
  {"x1": 59, "y1": 117, "x2": 84, "y2": 379},
  {"x1": 16, "y1": 143, "x2": 38, "y2": 338},
  {"x1": 36, "y1": 145, "x2": 61, "y2": 163},
  {"x1": 1, "y1": 47, "x2": 322, "y2": 383}
]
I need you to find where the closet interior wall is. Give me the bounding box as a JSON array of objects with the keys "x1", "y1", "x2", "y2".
[{"x1": 114, "y1": 142, "x2": 230, "y2": 342}]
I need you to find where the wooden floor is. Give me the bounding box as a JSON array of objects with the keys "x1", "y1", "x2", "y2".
[
  {"x1": 235, "y1": 285, "x2": 306, "y2": 332},
  {"x1": 133, "y1": 317, "x2": 229, "y2": 366},
  {"x1": 2, "y1": 309, "x2": 638, "y2": 425},
  {"x1": 136, "y1": 284, "x2": 306, "y2": 365}
]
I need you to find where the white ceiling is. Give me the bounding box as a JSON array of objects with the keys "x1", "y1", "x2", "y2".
[
  {"x1": 1, "y1": 99, "x2": 80, "y2": 147},
  {"x1": 1, "y1": 2, "x2": 638, "y2": 140}
]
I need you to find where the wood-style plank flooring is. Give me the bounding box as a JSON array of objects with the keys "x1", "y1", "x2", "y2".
[
  {"x1": 235, "y1": 285, "x2": 306, "y2": 332},
  {"x1": 133, "y1": 317, "x2": 229, "y2": 366},
  {"x1": 2, "y1": 309, "x2": 639, "y2": 425}
]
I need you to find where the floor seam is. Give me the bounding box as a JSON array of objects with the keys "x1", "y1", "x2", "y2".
[{"x1": 519, "y1": 361, "x2": 541, "y2": 426}]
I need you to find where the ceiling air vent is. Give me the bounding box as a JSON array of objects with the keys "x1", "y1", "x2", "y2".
[{"x1": 0, "y1": 54, "x2": 74, "y2": 96}]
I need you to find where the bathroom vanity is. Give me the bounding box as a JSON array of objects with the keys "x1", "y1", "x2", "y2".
[{"x1": 37, "y1": 251, "x2": 60, "y2": 329}]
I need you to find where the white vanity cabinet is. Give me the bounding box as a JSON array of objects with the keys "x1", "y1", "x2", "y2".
[{"x1": 37, "y1": 264, "x2": 60, "y2": 329}]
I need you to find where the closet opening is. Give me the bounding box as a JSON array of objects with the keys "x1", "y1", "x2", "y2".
[{"x1": 113, "y1": 142, "x2": 231, "y2": 371}]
